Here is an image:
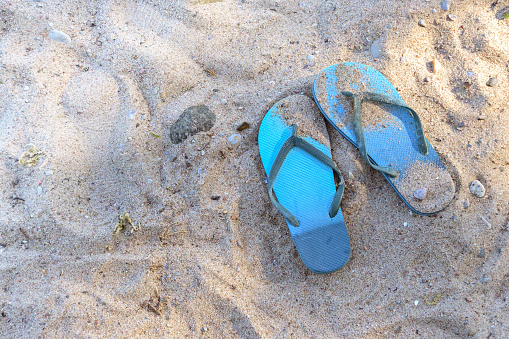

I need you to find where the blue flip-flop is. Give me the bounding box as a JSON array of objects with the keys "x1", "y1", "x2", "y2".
[
  {"x1": 258, "y1": 95, "x2": 350, "y2": 274},
  {"x1": 313, "y1": 63, "x2": 455, "y2": 215}
]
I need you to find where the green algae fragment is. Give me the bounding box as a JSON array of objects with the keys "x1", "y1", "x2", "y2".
[{"x1": 114, "y1": 212, "x2": 139, "y2": 234}]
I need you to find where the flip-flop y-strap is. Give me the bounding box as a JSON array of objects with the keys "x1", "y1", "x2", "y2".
[
  {"x1": 341, "y1": 90, "x2": 429, "y2": 178},
  {"x1": 267, "y1": 125, "x2": 345, "y2": 227}
]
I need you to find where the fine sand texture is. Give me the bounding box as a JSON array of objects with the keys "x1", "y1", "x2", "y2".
[{"x1": 1, "y1": 0, "x2": 509, "y2": 338}]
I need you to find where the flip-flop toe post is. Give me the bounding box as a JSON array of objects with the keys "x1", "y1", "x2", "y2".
[
  {"x1": 258, "y1": 95, "x2": 350, "y2": 274},
  {"x1": 313, "y1": 63, "x2": 455, "y2": 214}
]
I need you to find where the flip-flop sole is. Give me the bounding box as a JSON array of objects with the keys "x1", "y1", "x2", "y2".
[
  {"x1": 313, "y1": 63, "x2": 455, "y2": 214},
  {"x1": 258, "y1": 95, "x2": 350, "y2": 274}
]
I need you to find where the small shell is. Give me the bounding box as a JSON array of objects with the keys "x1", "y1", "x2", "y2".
[
  {"x1": 432, "y1": 58, "x2": 440, "y2": 74},
  {"x1": 228, "y1": 134, "x2": 241, "y2": 144},
  {"x1": 48, "y1": 30, "x2": 72, "y2": 44}
]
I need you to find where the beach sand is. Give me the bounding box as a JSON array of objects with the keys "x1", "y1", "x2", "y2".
[{"x1": 1, "y1": 0, "x2": 508, "y2": 337}]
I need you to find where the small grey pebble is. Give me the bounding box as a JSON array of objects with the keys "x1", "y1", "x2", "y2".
[
  {"x1": 431, "y1": 8, "x2": 437, "y2": 13},
  {"x1": 447, "y1": 14, "x2": 457, "y2": 21},
  {"x1": 423, "y1": 77, "x2": 431, "y2": 83},
  {"x1": 221, "y1": 99, "x2": 228, "y2": 104},
  {"x1": 418, "y1": 19, "x2": 426, "y2": 27},
  {"x1": 169, "y1": 154, "x2": 177, "y2": 162},
  {"x1": 477, "y1": 248, "x2": 485, "y2": 258},
  {"x1": 169, "y1": 105, "x2": 216, "y2": 144},
  {"x1": 442, "y1": 0, "x2": 452, "y2": 11},
  {"x1": 370, "y1": 40, "x2": 382, "y2": 59},
  {"x1": 486, "y1": 77, "x2": 499, "y2": 87},
  {"x1": 201, "y1": 326, "x2": 208, "y2": 332},
  {"x1": 210, "y1": 196, "x2": 220, "y2": 200},
  {"x1": 48, "y1": 30, "x2": 72, "y2": 44},
  {"x1": 469, "y1": 180, "x2": 485, "y2": 198},
  {"x1": 414, "y1": 187, "x2": 428, "y2": 200},
  {"x1": 463, "y1": 199, "x2": 469, "y2": 209},
  {"x1": 482, "y1": 277, "x2": 490, "y2": 283},
  {"x1": 467, "y1": 328, "x2": 477, "y2": 336}
]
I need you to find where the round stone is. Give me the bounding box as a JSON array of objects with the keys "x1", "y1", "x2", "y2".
[
  {"x1": 169, "y1": 105, "x2": 216, "y2": 144},
  {"x1": 469, "y1": 180, "x2": 485, "y2": 198},
  {"x1": 486, "y1": 77, "x2": 499, "y2": 87},
  {"x1": 414, "y1": 187, "x2": 428, "y2": 200}
]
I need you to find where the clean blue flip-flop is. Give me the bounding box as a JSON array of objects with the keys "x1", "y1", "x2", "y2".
[
  {"x1": 258, "y1": 95, "x2": 350, "y2": 274},
  {"x1": 313, "y1": 63, "x2": 455, "y2": 215}
]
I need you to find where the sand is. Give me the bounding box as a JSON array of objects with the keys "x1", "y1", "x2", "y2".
[{"x1": 1, "y1": 0, "x2": 509, "y2": 337}]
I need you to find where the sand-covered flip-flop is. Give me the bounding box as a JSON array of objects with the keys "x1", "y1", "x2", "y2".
[
  {"x1": 313, "y1": 63, "x2": 455, "y2": 215},
  {"x1": 258, "y1": 95, "x2": 350, "y2": 274}
]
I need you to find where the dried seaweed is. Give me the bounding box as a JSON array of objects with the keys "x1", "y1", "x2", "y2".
[
  {"x1": 19, "y1": 144, "x2": 44, "y2": 167},
  {"x1": 424, "y1": 293, "x2": 441, "y2": 306},
  {"x1": 114, "y1": 212, "x2": 139, "y2": 234}
]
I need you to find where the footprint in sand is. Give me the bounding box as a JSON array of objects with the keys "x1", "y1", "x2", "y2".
[{"x1": 52, "y1": 70, "x2": 151, "y2": 236}]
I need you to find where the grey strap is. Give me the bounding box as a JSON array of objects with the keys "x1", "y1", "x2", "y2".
[
  {"x1": 342, "y1": 91, "x2": 429, "y2": 178},
  {"x1": 267, "y1": 125, "x2": 345, "y2": 227}
]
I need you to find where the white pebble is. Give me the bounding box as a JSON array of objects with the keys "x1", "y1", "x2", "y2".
[
  {"x1": 228, "y1": 134, "x2": 242, "y2": 144},
  {"x1": 442, "y1": 0, "x2": 452, "y2": 11},
  {"x1": 463, "y1": 199, "x2": 469, "y2": 209},
  {"x1": 147, "y1": 179, "x2": 153, "y2": 184},
  {"x1": 469, "y1": 180, "x2": 485, "y2": 198},
  {"x1": 24, "y1": 86, "x2": 30, "y2": 91},
  {"x1": 414, "y1": 187, "x2": 428, "y2": 200},
  {"x1": 37, "y1": 186, "x2": 42, "y2": 195},
  {"x1": 221, "y1": 99, "x2": 228, "y2": 104},
  {"x1": 403, "y1": 222, "x2": 408, "y2": 227},
  {"x1": 414, "y1": 300, "x2": 419, "y2": 306},
  {"x1": 45, "y1": 170, "x2": 53, "y2": 176},
  {"x1": 48, "y1": 30, "x2": 72, "y2": 45},
  {"x1": 370, "y1": 40, "x2": 381, "y2": 59}
]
